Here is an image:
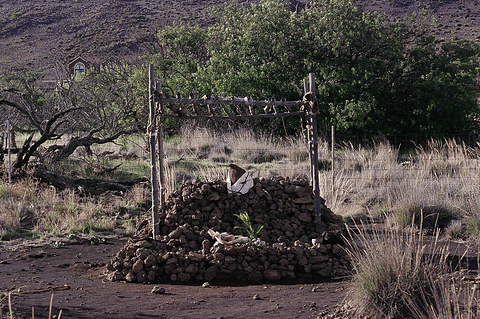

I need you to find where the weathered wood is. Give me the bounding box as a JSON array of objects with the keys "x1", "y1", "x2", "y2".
[
  {"x1": 161, "y1": 111, "x2": 305, "y2": 119},
  {"x1": 150, "y1": 70, "x2": 322, "y2": 233},
  {"x1": 157, "y1": 116, "x2": 166, "y2": 217},
  {"x1": 220, "y1": 103, "x2": 232, "y2": 116},
  {"x1": 46, "y1": 128, "x2": 137, "y2": 163},
  {"x1": 331, "y1": 125, "x2": 335, "y2": 202},
  {"x1": 159, "y1": 96, "x2": 303, "y2": 107},
  {"x1": 149, "y1": 64, "x2": 160, "y2": 239},
  {"x1": 305, "y1": 73, "x2": 322, "y2": 228},
  {"x1": 7, "y1": 120, "x2": 11, "y2": 183}
]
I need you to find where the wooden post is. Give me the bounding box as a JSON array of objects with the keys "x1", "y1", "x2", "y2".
[
  {"x1": 149, "y1": 64, "x2": 160, "y2": 239},
  {"x1": 7, "y1": 120, "x2": 11, "y2": 184},
  {"x1": 305, "y1": 73, "x2": 321, "y2": 227},
  {"x1": 331, "y1": 125, "x2": 335, "y2": 202},
  {"x1": 303, "y1": 78, "x2": 314, "y2": 186},
  {"x1": 156, "y1": 82, "x2": 166, "y2": 215}
]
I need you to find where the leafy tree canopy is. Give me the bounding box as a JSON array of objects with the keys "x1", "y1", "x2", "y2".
[{"x1": 137, "y1": 0, "x2": 480, "y2": 138}]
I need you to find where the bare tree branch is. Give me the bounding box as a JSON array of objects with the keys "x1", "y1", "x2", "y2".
[
  {"x1": 0, "y1": 96, "x2": 42, "y2": 131},
  {"x1": 47, "y1": 128, "x2": 138, "y2": 162}
]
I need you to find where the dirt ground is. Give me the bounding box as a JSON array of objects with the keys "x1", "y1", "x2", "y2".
[{"x1": 0, "y1": 237, "x2": 348, "y2": 319}]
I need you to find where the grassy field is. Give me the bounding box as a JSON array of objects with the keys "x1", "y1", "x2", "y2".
[{"x1": 2, "y1": 127, "x2": 480, "y2": 241}]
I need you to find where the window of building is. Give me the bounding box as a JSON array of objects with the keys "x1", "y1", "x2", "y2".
[{"x1": 74, "y1": 62, "x2": 85, "y2": 73}]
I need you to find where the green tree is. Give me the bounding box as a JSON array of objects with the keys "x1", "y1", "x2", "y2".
[
  {"x1": 196, "y1": 0, "x2": 304, "y2": 101},
  {"x1": 146, "y1": 0, "x2": 480, "y2": 139},
  {"x1": 150, "y1": 23, "x2": 208, "y2": 96},
  {"x1": 393, "y1": 39, "x2": 480, "y2": 137}
]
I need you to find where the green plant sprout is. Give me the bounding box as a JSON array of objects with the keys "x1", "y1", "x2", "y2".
[{"x1": 234, "y1": 212, "x2": 264, "y2": 239}]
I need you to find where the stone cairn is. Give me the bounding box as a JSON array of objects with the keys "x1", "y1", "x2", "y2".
[{"x1": 106, "y1": 176, "x2": 350, "y2": 284}]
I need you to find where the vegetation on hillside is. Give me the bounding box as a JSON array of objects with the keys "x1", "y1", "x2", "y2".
[{"x1": 145, "y1": 0, "x2": 480, "y2": 139}]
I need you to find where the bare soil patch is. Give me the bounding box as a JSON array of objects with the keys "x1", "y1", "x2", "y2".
[{"x1": 0, "y1": 237, "x2": 347, "y2": 319}]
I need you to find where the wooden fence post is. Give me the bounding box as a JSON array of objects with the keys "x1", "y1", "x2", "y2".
[
  {"x1": 331, "y1": 125, "x2": 335, "y2": 202},
  {"x1": 305, "y1": 73, "x2": 321, "y2": 227},
  {"x1": 156, "y1": 82, "x2": 166, "y2": 219},
  {"x1": 7, "y1": 120, "x2": 11, "y2": 184},
  {"x1": 149, "y1": 64, "x2": 160, "y2": 239}
]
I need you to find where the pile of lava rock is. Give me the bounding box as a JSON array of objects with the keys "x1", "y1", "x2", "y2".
[{"x1": 106, "y1": 176, "x2": 350, "y2": 284}]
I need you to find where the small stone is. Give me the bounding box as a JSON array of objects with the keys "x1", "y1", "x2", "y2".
[
  {"x1": 253, "y1": 294, "x2": 261, "y2": 300},
  {"x1": 298, "y1": 213, "x2": 312, "y2": 223},
  {"x1": 202, "y1": 282, "x2": 211, "y2": 288},
  {"x1": 136, "y1": 270, "x2": 147, "y2": 283},
  {"x1": 112, "y1": 261, "x2": 122, "y2": 271},
  {"x1": 135, "y1": 240, "x2": 153, "y2": 248},
  {"x1": 147, "y1": 270, "x2": 156, "y2": 282},
  {"x1": 108, "y1": 270, "x2": 123, "y2": 282},
  {"x1": 293, "y1": 196, "x2": 313, "y2": 204},
  {"x1": 125, "y1": 271, "x2": 135, "y2": 283},
  {"x1": 205, "y1": 265, "x2": 218, "y2": 282},
  {"x1": 188, "y1": 251, "x2": 204, "y2": 261},
  {"x1": 151, "y1": 286, "x2": 166, "y2": 294},
  {"x1": 178, "y1": 272, "x2": 191, "y2": 282},
  {"x1": 168, "y1": 228, "x2": 183, "y2": 239},
  {"x1": 144, "y1": 255, "x2": 157, "y2": 268},
  {"x1": 248, "y1": 270, "x2": 263, "y2": 282},
  {"x1": 132, "y1": 259, "x2": 144, "y2": 273},
  {"x1": 209, "y1": 193, "x2": 220, "y2": 201},
  {"x1": 202, "y1": 239, "x2": 211, "y2": 256},
  {"x1": 136, "y1": 248, "x2": 150, "y2": 260}
]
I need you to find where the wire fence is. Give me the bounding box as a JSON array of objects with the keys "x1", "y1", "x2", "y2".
[{"x1": 155, "y1": 128, "x2": 480, "y2": 216}]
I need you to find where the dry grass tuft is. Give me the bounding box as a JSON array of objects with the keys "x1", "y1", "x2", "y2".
[{"x1": 344, "y1": 217, "x2": 478, "y2": 318}]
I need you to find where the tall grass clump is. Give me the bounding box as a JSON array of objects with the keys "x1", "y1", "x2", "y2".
[
  {"x1": 0, "y1": 179, "x2": 39, "y2": 240},
  {"x1": 0, "y1": 180, "x2": 149, "y2": 241},
  {"x1": 345, "y1": 217, "x2": 478, "y2": 318},
  {"x1": 315, "y1": 138, "x2": 480, "y2": 236}
]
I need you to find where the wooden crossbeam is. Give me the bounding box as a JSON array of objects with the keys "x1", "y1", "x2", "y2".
[
  {"x1": 158, "y1": 96, "x2": 303, "y2": 106},
  {"x1": 156, "y1": 94, "x2": 306, "y2": 119},
  {"x1": 161, "y1": 111, "x2": 305, "y2": 119}
]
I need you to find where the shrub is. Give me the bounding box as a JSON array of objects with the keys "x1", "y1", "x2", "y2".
[
  {"x1": 345, "y1": 220, "x2": 449, "y2": 318},
  {"x1": 444, "y1": 220, "x2": 465, "y2": 240}
]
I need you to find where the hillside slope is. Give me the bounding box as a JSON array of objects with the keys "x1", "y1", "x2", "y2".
[
  {"x1": 0, "y1": 0, "x2": 479, "y2": 75},
  {"x1": 0, "y1": 0, "x2": 230, "y2": 74}
]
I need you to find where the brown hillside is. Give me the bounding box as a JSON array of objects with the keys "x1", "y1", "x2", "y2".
[{"x1": 0, "y1": 0, "x2": 478, "y2": 74}]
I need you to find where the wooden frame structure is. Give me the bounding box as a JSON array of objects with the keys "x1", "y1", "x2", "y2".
[{"x1": 148, "y1": 64, "x2": 321, "y2": 239}]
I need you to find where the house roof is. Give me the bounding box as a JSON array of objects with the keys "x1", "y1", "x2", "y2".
[{"x1": 68, "y1": 56, "x2": 89, "y2": 67}]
